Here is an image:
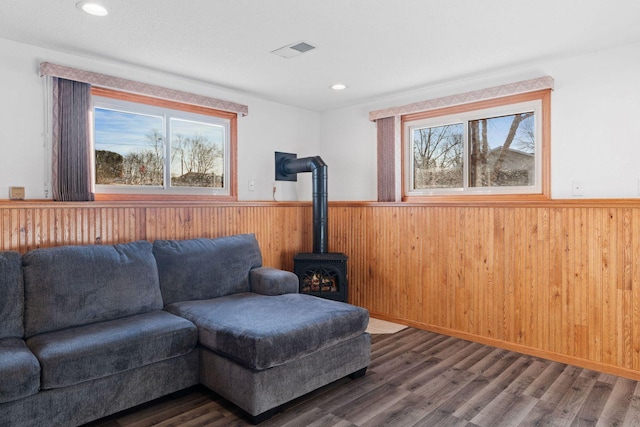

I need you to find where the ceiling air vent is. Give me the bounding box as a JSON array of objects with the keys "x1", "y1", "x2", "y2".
[{"x1": 271, "y1": 41, "x2": 317, "y2": 59}]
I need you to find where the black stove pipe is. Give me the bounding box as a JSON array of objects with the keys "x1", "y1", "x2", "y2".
[{"x1": 277, "y1": 155, "x2": 328, "y2": 254}]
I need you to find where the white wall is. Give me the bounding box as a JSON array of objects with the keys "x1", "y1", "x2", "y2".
[
  {"x1": 0, "y1": 38, "x2": 320, "y2": 202},
  {"x1": 319, "y1": 41, "x2": 640, "y2": 200},
  {"x1": 238, "y1": 97, "x2": 319, "y2": 201},
  {"x1": 3, "y1": 38, "x2": 640, "y2": 202},
  {"x1": 320, "y1": 104, "x2": 378, "y2": 201}
]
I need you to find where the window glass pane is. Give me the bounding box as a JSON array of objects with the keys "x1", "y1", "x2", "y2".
[
  {"x1": 468, "y1": 112, "x2": 535, "y2": 188},
  {"x1": 94, "y1": 108, "x2": 165, "y2": 186},
  {"x1": 412, "y1": 123, "x2": 464, "y2": 189},
  {"x1": 170, "y1": 118, "x2": 225, "y2": 188}
]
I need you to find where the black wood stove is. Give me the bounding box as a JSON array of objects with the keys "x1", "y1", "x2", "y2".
[
  {"x1": 275, "y1": 153, "x2": 348, "y2": 302},
  {"x1": 293, "y1": 252, "x2": 347, "y2": 302}
]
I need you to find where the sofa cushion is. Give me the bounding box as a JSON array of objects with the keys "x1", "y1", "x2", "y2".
[
  {"x1": 0, "y1": 338, "x2": 40, "y2": 404},
  {"x1": 166, "y1": 293, "x2": 369, "y2": 370},
  {"x1": 26, "y1": 310, "x2": 197, "y2": 390},
  {"x1": 22, "y1": 241, "x2": 163, "y2": 337},
  {"x1": 153, "y1": 234, "x2": 262, "y2": 305},
  {"x1": 0, "y1": 251, "x2": 24, "y2": 339}
]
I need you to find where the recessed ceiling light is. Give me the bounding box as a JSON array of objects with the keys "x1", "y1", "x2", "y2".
[
  {"x1": 331, "y1": 84, "x2": 347, "y2": 91},
  {"x1": 76, "y1": 2, "x2": 108, "y2": 16}
]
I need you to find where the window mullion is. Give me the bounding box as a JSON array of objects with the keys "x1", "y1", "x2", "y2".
[
  {"x1": 463, "y1": 119, "x2": 469, "y2": 191},
  {"x1": 164, "y1": 112, "x2": 171, "y2": 190}
]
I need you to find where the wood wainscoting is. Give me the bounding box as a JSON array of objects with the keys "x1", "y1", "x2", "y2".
[
  {"x1": 0, "y1": 202, "x2": 313, "y2": 270},
  {"x1": 3, "y1": 199, "x2": 640, "y2": 380}
]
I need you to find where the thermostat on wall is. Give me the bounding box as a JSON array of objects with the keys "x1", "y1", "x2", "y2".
[{"x1": 9, "y1": 186, "x2": 25, "y2": 200}]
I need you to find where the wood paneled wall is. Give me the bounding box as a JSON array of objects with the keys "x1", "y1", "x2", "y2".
[
  {"x1": 0, "y1": 202, "x2": 313, "y2": 270},
  {"x1": 339, "y1": 203, "x2": 640, "y2": 380},
  {"x1": 3, "y1": 200, "x2": 640, "y2": 380}
]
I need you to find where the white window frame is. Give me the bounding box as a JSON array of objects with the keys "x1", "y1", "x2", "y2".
[
  {"x1": 404, "y1": 99, "x2": 543, "y2": 197},
  {"x1": 92, "y1": 95, "x2": 231, "y2": 196}
]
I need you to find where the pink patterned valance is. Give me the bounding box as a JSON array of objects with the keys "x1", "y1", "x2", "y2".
[
  {"x1": 40, "y1": 62, "x2": 248, "y2": 116},
  {"x1": 369, "y1": 76, "x2": 554, "y2": 121}
]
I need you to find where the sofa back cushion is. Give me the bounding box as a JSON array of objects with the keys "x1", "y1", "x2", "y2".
[
  {"x1": 0, "y1": 251, "x2": 24, "y2": 339},
  {"x1": 153, "y1": 234, "x2": 262, "y2": 305},
  {"x1": 22, "y1": 241, "x2": 162, "y2": 337}
]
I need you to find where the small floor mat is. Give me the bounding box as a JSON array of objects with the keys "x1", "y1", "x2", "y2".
[{"x1": 366, "y1": 317, "x2": 408, "y2": 334}]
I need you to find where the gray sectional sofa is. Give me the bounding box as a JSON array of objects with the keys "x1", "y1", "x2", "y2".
[{"x1": 0, "y1": 234, "x2": 370, "y2": 426}]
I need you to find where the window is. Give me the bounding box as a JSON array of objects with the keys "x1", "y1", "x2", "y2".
[
  {"x1": 402, "y1": 90, "x2": 549, "y2": 199},
  {"x1": 91, "y1": 87, "x2": 237, "y2": 198}
]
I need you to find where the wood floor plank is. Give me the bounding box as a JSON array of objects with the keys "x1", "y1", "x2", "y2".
[
  {"x1": 518, "y1": 398, "x2": 564, "y2": 427},
  {"x1": 115, "y1": 393, "x2": 213, "y2": 426},
  {"x1": 621, "y1": 382, "x2": 640, "y2": 426},
  {"x1": 432, "y1": 374, "x2": 492, "y2": 415},
  {"x1": 597, "y1": 377, "x2": 636, "y2": 427},
  {"x1": 314, "y1": 374, "x2": 386, "y2": 413},
  {"x1": 358, "y1": 391, "x2": 439, "y2": 427},
  {"x1": 464, "y1": 347, "x2": 512, "y2": 376},
  {"x1": 82, "y1": 328, "x2": 640, "y2": 427},
  {"x1": 417, "y1": 362, "x2": 479, "y2": 395},
  {"x1": 420, "y1": 335, "x2": 474, "y2": 360},
  {"x1": 539, "y1": 364, "x2": 584, "y2": 404},
  {"x1": 413, "y1": 408, "x2": 473, "y2": 427},
  {"x1": 275, "y1": 407, "x2": 354, "y2": 427},
  {"x1": 570, "y1": 380, "x2": 614, "y2": 425},
  {"x1": 539, "y1": 375, "x2": 599, "y2": 426},
  {"x1": 330, "y1": 383, "x2": 411, "y2": 425},
  {"x1": 453, "y1": 356, "x2": 536, "y2": 421},
  {"x1": 151, "y1": 401, "x2": 226, "y2": 427},
  {"x1": 470, "y1": 390, "x2": 539, "y2": 427},
  {"x1": 368, "y1": 347, "x2": 429, "y2": 378},
  {"x1": 473, "y1": 350, "x2": 527, "y2": 380},
  {"x1": 385, "y1": 357, "x2": 442, "y2": 390},
  {"x1": 522, "y1": 359, "x2": 569, "y2": 399},
  {"x1": 452, "y1": 342, "x2": 497, "y2": 370}
]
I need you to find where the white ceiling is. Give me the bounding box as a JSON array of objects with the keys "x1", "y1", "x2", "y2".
[{"x1": 1, "y1": 0, "x2": 640, "y2": 111}]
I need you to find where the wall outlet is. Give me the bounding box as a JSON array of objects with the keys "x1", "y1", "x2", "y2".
[{"x1": 571, "y1": 181, "x2": 583, "y2": 197}]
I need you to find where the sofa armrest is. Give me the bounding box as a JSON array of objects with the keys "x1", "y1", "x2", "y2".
[{"x1": 249, "y1": 267, "x2": 299, "y2": 295}]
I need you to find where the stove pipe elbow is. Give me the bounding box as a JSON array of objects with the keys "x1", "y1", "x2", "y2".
[{"x1": 277, "y1": 155, "x2": 328, "y2": 254}]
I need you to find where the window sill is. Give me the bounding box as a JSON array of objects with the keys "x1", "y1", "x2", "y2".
[
  {"x1": 94, "y1": 193, "x2": 237, "y2": 202},
  {"x1": 403, "y1": 193, "x2": 551, "y2": 205}
]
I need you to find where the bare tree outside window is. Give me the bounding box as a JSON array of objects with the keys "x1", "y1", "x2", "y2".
[
  {"x1": 170, "y1": 118, "x2": 224, "y2": 188},
  {"x1": 94, "y1": 108, "x2": 225, "y2": 189},
  {"x1": 94, "y1": 108, "x2": 165, "y2": 186},
  {"x1": 412, "y1": 123, "x2": 463, "y2": 189},
  {"x1": 117, "y1": 129, "x2": 164, "y2": 186},
  {"x1": 469, "y1": 112, "x2": 534, "y2": 188},
  {"x1": 409, "y1": 111, "x2": 536, "y2": 192},
  {"x1": 404, "y1": 91, "x2": 547, "y2": 198}
]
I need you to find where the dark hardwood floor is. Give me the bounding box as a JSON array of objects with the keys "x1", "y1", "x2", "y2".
[{"x1": 86, "y1": 328, "x2": 640, "y2": 426}]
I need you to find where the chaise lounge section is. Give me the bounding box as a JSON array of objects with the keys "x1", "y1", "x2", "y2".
[
  {"x1": 0, "y1": 234, "x2": 370, "y2": 426},
  {"x1": 154, "y1": 235, "x2": 370, "y2": 422}
]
